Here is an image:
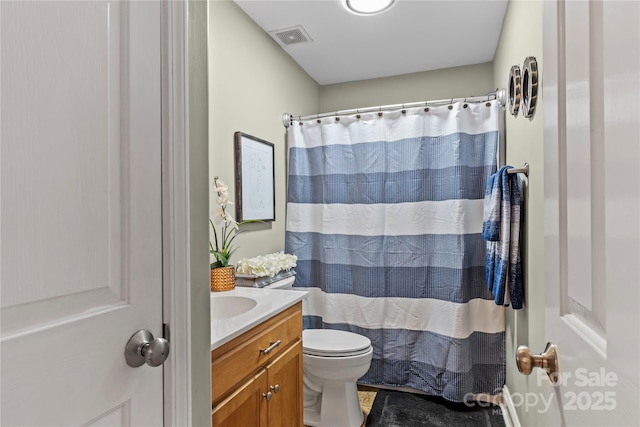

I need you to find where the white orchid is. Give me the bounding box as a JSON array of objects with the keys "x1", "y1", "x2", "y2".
[
  {"x1": 210, "y1": 176, "x2": 258, "y2": 268},
  {"x1": 213, "y1": 179, "x2": 228, "y2": 194}
]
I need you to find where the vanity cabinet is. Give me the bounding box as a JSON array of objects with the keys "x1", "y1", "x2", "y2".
[{"x1": 211, "y1": 302, "x2": 303, "y2": 427}]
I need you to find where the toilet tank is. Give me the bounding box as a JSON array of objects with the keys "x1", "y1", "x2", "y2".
[{"x1": 264, "y1": 275, "x2": 296, "y2": 289}]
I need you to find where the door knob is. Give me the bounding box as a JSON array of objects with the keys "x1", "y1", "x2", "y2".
[
  {"x1": 125, "y1": 329, "x2": 170, "y2": 368},
  {"x1": 516, "y1": 342, "x2": 559, "y2": 384}
]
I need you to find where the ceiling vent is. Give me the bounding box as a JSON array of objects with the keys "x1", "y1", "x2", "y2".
[{"x1": 270, "y1": 25, "x2": 312, "y2": 47}]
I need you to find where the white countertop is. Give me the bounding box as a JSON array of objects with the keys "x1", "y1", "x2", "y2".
[{"x1": 210, "y1": 286, "x2": 308, "y2": 350}]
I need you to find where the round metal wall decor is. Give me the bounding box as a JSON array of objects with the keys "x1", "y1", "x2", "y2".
[
  {"x1": 521, "y1": 56, "x2": 538, "y2": 119},
  {"x1": 508, "y1": 65, "x2": 522, "y2": 117}
]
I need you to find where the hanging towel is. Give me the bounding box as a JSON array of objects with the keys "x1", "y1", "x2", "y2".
[
  {"x1": 508, "y1": 173, "x2": 524, "y2": 309},
  {"x1": 483, "y1": 167, "x2": 511, "y2": 306},
  {"x1": 482, "y1": 167, "x2": 506, "y2": 241},
  {"x1": 482, "y1": 166, "x2": 524, "y2": 309}
]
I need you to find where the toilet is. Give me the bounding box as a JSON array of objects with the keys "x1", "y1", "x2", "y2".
[
  {"x1": 302, "y1": 329, "x2": 373, "y2": 427},
  {"x1": 259, "y1": 276, "x2": 373, "y2": 427}
]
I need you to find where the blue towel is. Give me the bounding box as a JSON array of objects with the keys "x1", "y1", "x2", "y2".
[
  {"x1": 508, "y1": 173, "x2": 524, "y2": 309},
  {"x1": 483, "y1": 166, "x2": 524, "y2": 309},
  {"x1": 482, "y1": 167, "x2": 506, "y2": 241}
]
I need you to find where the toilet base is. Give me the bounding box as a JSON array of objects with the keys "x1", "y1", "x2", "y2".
[
  {"x1": 303, "y1": 404, "x2": 321, "y2": 427},
  {"x1": 303, "y1": 380, "x2": 364, "y2": 427}
]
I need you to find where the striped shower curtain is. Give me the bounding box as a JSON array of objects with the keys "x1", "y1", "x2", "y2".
[{"x1": 285, "y1": 101, "x2": 505, "y2": 402}]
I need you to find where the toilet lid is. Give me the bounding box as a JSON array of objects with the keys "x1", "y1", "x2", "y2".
[{"x1": 302, "y1": 329, "x2": 371, "y2": 357}]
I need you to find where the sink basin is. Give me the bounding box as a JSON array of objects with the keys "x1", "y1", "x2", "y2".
[{"x1": 210, "y1": 295, "x2": 257, "y2": 320}]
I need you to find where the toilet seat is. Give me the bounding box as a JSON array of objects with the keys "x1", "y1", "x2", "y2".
[{"x1": 303, "y1": 329, "x2": 371, "y2": 357}]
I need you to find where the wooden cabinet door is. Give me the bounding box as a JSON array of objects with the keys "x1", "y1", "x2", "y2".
[
  {"x1": 212, "y1": 370, "x2": 269, "y2": 427},
  {"x1": 267, "y1": 341, "x2": 304, "y2": 427}
]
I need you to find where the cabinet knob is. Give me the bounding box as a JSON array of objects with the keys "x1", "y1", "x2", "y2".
[
  {"x1": 270, "y1": 384, "x2": 280, "y2": 393},
  {"x1": 262, "y1": 391, "x2": 272, "y2": 401}
]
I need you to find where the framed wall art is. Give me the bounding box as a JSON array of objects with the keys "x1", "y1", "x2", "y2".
[{"x1": 234, "y1": 132, "x2": 275, "y2": 222}]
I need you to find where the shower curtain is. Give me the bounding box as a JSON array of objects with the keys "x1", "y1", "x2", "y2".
[{"x1": 285, "y1": 101, "x2": 505, "y2": 402}]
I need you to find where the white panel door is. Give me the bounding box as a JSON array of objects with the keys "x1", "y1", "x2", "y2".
[
  {"x1": 1, "y1": 1, "x2": 164, "y2": 425},
  {"x1": 543, "y1": 0, "x2": 640, "y2": 425}
]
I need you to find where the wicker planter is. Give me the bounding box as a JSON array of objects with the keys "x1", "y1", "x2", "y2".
[{"x1": 210, "y1": 265, "x2": 236, "y2": 292}]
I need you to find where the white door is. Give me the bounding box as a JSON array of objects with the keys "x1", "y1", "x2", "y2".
[
  {"x1": 543, "y1": 0, "x2": 640, "y2": 425},
  {"x1": 1, "y1": 1, "x2": 164, "y2": 425}
]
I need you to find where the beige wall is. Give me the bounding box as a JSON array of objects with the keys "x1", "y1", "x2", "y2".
[
  {"x1": 208, "y1": 0, "x2": 320, "y2": 263},
  {"x1": 320, "y1": 62, "x2": 493, "y2": 112},
  {"x1": 492, "y1": 1, "x2": 545, "y2": 426}
]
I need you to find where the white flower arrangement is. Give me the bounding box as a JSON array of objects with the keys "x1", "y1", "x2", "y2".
[{"x1": 236, "y1": 252, "x2": 297, "y2": 278}]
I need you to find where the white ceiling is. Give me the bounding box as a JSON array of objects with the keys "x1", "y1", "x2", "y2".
[{"x1": 234, "y1": 0, "x2": 509, "y2": 86}]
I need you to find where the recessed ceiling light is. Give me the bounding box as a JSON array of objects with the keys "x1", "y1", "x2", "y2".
[{"x1": 343, "y1": 0, "x2": 395, "y2": 16}]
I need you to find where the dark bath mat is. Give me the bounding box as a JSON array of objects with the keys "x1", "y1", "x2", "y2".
[{"x1": 365, "y1": 390, "x2": 506, "y2": 427}]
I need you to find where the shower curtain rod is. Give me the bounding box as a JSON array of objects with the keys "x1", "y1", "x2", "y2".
[{"x1": 282, "y1": 88, "x2": 507, "y2": 128}]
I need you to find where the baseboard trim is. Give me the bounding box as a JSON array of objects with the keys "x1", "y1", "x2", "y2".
[{"x1": 500, "y1": 385, "x2": 521, "y2": 427}]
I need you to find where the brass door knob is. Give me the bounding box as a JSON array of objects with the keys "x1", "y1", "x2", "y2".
[{"x1": 516, "y1": 342, "x2": 559, "y2": 384}]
